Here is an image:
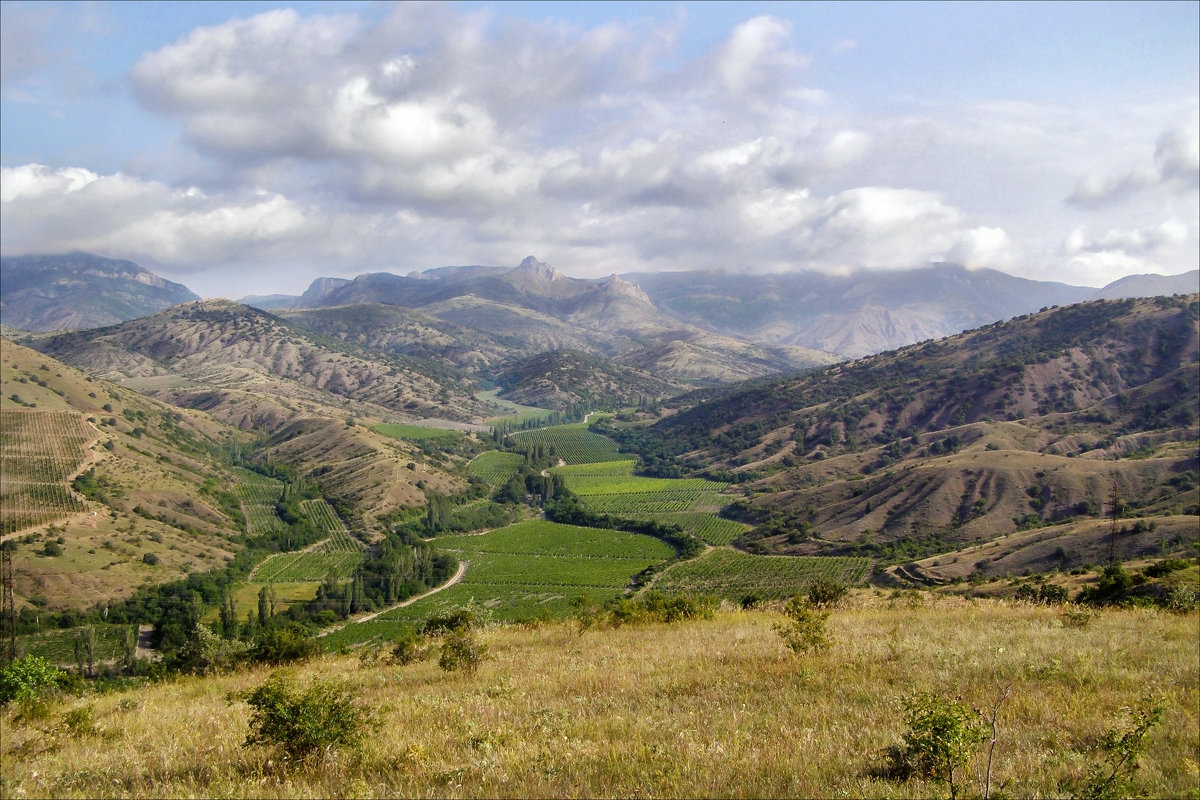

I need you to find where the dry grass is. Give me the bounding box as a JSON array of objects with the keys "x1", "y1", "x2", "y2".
[{"x1": 2, "y1": 596, "x2": 1197, "y2": 799}]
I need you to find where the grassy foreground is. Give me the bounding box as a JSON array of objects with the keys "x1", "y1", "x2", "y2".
[{"x1": 2, "y1": 596, "x2": 1197, "y2": 799}]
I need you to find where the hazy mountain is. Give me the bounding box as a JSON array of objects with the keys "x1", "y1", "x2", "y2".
[
  {"x1": 624, "y1": 264, "x2": 1096, "y2": 358},
  {"x1": 0, "y1": 252, "x2": 199, "y2": 332},
  {"x1": 1090, "y1": 269, "x2": 1199, "y2": 300},
  {"x1": 600, "y1": 295, "x2": 1199, "y2": 578}
]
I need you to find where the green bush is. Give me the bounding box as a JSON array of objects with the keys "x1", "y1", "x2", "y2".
[
  {"x1": 1068, "y1": 695, "x2": 1166, "y2": 799},
  {"x1": 807, "y1": 578, "x2": 849, "y2": 608},
  {"x1": 774, "y1": 595, "x2": 831, "y2": 654},
  {"x1": 238, "y1": 671, "x2": 375, "y2": 764},
  {"x1": 0, "y1": 655, "x2": 65, "y2": 706},
  {"x1": 251, "y1": 622, "x2": 320, "y2": 665},
  {"x1": 388, "y1": 625, "x2": 428, "y2": 665},
  {"x1": 438, "y1": 629, "x2": 488, "y2": 675},
  {"x1": 889, "y1": 692, "x2": 986, "y2": 799}
]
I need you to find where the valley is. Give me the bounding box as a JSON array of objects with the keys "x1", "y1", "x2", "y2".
[{"x1": 0, "y1": 254, "x2": 1196, "y2": 800}]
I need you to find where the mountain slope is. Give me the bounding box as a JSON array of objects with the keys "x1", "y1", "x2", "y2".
[
  {"x1": 1, "y1": 338, "x2": 248, "y2": 608},
  {"x1": 600, "y1": 295, "x2": 1199, "y2": 577},
  {"x1": 625, "y1": 264, "x2": 1095, "y2": 358},
  {"x1": 0, "y1": 252, "x2": 199, "y2": 332},
  {"x1": 32, "y1": 299, "x2": 488, "y2": 429}
]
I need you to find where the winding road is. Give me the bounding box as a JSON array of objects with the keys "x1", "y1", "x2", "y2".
[{"x1": 317, "y1": 559, "x2": 469, "y2": 637}]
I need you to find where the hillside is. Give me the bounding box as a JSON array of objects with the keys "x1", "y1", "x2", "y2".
[
  {"x1": 600, "y1": 296, "x2": 1200, "y2": 576},
  {"x1": 2, "y1": 601, "x2": 1196, "y2": 798},
  {"x1": 0, "y1": 252, "x2": 199, "y2": 332},
  {"x1": 1, "y1": 338, "x2": 248, "y2": 609},
  {"x1": 32, "y1": 299, "x2": 489, "y2": 429},
  {"x1": 493, "y1": 350, "x2": 681, "y2": 411}
]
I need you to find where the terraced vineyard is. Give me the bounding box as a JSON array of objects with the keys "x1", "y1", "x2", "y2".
[
  {"x1": 509, "y1": 424, "x2": 621, "y2": 464},
  {"x1": 321, "y1": 520, "x2": 675, "y2": 650},
  {"x1": 466, "y1": 451, "x2": 524, "y2": 486},
  {"x1": 0, "y1": 410, "x2": 91, "y2": 534},
  {"x1": 232, "y1": 469, "x2": 286, "y2": 537},
  {"x1": 651, "y1": 548, "x2": 873, "y2": 601}
]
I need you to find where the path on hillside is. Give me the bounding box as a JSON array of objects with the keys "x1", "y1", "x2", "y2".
[{"x1": 317, "y1": 559, "x2": 469, "y2": 637}]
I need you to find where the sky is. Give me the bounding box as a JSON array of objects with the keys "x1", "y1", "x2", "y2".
[{"x1": 1, "y1": 1, "x2": 1197, "y2": 299}]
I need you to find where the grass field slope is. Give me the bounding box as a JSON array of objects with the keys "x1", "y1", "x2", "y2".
[{"x1": 2, "y1": 598, "x2": 1196, "y2": 799}]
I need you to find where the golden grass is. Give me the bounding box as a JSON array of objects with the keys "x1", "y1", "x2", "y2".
[{"x1": 3, "y1": 596, "x2": 1197, "y2": 799}]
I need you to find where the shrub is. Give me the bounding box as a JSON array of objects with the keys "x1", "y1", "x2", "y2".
[
  {"x1": 807, "y1": 578, "x2": 849, "y2": 608},
  {"x1": 438, "y1": 629, "x2": 488, "y2": 675},
  {"x1": 0, "y1": 656, "x2": 65, "y2": 706},
  {"x1": 238, "y1": 671, "x2": 375, "y2": 764},
  {"x1": 1067, "y1": 695, "x2": 1166, "y2": 799},
  {"x1": 774, "y1": 595, "x2": 831, "y2": 654},
  {"x1": 251, "y1": 622, "x2": 320, "y2": 665},
  {"x1": 888, "y1": 692, "x2": 986, "y2": 800},
  {"x1": 388, "y1": 625, "x2": 428, "y2": 665}
]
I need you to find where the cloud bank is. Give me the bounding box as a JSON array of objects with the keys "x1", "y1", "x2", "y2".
[{"x1": 2, "y1": 4, "x2": 1197, "y2": 296}]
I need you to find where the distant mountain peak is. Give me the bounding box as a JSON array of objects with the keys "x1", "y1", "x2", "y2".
[
  {"x1": 513, "y1": 256, "x2": 560, "y2": 283},
  {"x1": 602, "y1": 273, "x2": 655, "y2": 306}
]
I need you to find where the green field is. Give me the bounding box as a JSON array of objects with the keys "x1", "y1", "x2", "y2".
[
  {"x1": 232, "y1": 469, "x2": 287, "y2": 537},
  {"x1": 632, "y1": 511, "x2": 751, "y2": 546},
  {"x1": 651, "y1": 548, "x2": 873, "y2": 601},
  {"x1": 466, "y1": 451, "x2": 524, "y2": 486},
  {"x1": 17, "y1": 623, "x2": 135, "y2": 667},
  {"x1": 370, "y1": 422, "x2": 461, "y2": 441},
  {"x1": 249, "y1": 499, "x2": 364, "y2": 582},
  {"x1": 509, "y1": 424, "x2": 621, "y2": 464},
  {"x1": 321, "y1": 520, "x2": 675, "y2": 650},
  {"x1": 553, "y1": 459, "x2": 731, "y2": 515}
]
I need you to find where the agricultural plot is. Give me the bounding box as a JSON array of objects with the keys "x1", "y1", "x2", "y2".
[
  {"x1": 324, "y1": 520, "x2": 675, "y2": 649},
  {"x1": 299, "y1": 499, "x2": 362, "y2": 549},
  {"x1": 371, "y1": 423, "x2": 460, "y2": 441},
  {"x1": 633, "y1": 511, "x2": 750, "y2": 546},
  {"x1": 652, "y1": 548, "x2": 872, "y2": 601},
  {"x1": 466, "y1": 451, "x2": 524, "y2": 486},
  {"x1": 232, "y1": 470, "x2": 286, "y2": 537},
  {"x1": 251, "y1": 551, "x2": 363, "y2": 583},
  {"x1": 509, "y1": 424, "x2": 621, "y2": 464},
  {"x1": 18, "y1": 623, "x2": 134, "y2": 667},
  {"x1": 556, "y1": 464, "x2": 731, "y2": 516},
  {"x1": 0, "y1": 410, "x2": 91, "y2": 534}
]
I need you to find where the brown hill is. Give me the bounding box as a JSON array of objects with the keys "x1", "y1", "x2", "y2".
[{"x1": 600, "y1": 296, "x2": 1200, "y2": 578}]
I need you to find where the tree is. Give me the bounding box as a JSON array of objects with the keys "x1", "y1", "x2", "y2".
[{"x1": 237, "y1": 671, "x2": 374, "y2": 764}]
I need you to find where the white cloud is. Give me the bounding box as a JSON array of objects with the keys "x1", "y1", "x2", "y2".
[
  {"x1": 710, "y1": 16, "x2": 809, "y2": 96},
  {"x1": 1068, "y1": 120, "x2": 1200, "y2": 207}
]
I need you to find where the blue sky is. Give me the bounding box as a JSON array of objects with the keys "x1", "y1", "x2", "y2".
[{"x1": 2, "y1": 1, "x2": 1197, "y2": 297}]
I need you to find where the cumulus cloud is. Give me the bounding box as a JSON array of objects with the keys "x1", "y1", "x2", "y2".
[
  {"x1": 1068, "y1": 121, "x2": 1200, "y2": 207},
  {"x1": 5, "y1": 4, "x2": 1193, "y2": 294}
]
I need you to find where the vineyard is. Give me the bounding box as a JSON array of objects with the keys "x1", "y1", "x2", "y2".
[
  {"x1": 508, "y1": 424, "x2": 621, "y2": 464},
  {"x1": 371, "y1": 423, "x2": 460, "y2": 441},
  {"x1": 249, "y1": 499, "x2": 364, "y2": 583},
  {"x1": 16, "y1": 623, "x2": 135, "y2": 666},
  {"x1": 322, "y1": 520, "x2": 675, "y2": 649},
  {"x1": 633, "y1": 511, "x2": 751, "y2": 546},
  {"x1": 232, "y1": 469, "x2": 286, "y2": 537},
  {"x1": 554, "y1": 460, "x2": 732, "y2": 516},
  {"x1": 651, "y1": 549, "x2": 873, "y2": 601},
  {"x1": 466, "y1": 451, "x2": 524, "y2": 486},
  {"x1": 0, "y1": 409, "x2": 92, "y2": 534}
]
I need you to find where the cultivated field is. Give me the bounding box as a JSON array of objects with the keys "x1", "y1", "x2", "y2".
[
  {"x1": 322, "y1": 520, "x2": 674, "y2": 649},
  {"x1": 652, "y1": 548, "x2": 873, "y2": 601},
  {"x1": 232, "y1": 469, "x2": 286, "y2": 537},
  {"x1": 508, "y1": 424, "x2": 621, "y2": 464},
  {"x1": 0, "y1": 409, "x2": 93, "y2": 534},
  {"x1": 466, "y1": 451, "x2": 524, "y2": 486},
  {"x1": 3, "y1": 599, "x2": 1196, "y2": 799},
  {"x1": 249, "y1": 500, "x2": 364, "y2": 584}
]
